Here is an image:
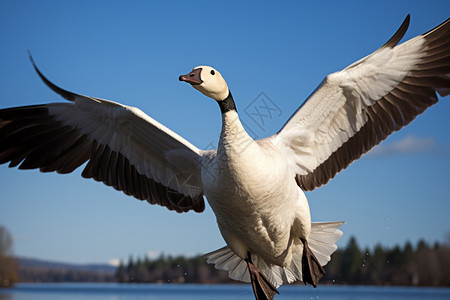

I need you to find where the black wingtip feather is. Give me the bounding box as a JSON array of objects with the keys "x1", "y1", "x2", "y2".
[
  {"x1": 28, "y1": 53, "x2": 78, "y2": 102},
  {"x1": 379, "y1": 14, "x2": 410, "y2": 50}
]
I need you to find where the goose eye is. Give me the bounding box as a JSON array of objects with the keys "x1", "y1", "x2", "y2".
[{"x1": 210, "y1": 70, "x2": 215, "y2": 75}]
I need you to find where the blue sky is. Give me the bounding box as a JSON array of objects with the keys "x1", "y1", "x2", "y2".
[{"x1": 0, "y1": 1, "x2": 449, "y2": 266}]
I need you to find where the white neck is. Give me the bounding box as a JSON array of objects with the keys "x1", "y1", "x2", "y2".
[{"x1": 218, "y1": 110, "x2": 257, "y2": 162}]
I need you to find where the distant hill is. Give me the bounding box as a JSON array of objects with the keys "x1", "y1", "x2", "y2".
[{"x1": 17, "y1": 257, "x2": 116, "y2": 282}]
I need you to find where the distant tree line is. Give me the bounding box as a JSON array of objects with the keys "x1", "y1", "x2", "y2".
[
  {"x1": 116, "y1": 255, "x2": 232, "y2": 284},
  {"x1": 4, "y1": 224, "x2": 449, "y2": 287},
  {"x1": 325, "y1": 237, "x2": 450, "y2": 286},
  {"x1": 18, "y1": 267, "x2": 114, "y2": 283},
  {"x1": 117, "y1": 237, "x2": 450, "y2": 287}
]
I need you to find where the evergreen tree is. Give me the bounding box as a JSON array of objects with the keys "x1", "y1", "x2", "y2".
[
  {"x1": 115, "y1": 261, "x2": 125, "y2": 282},
  {"x1": 0, "y1": 226, "x2": 18, "y2": 287},
  {"x1": 341, "y1": 236, "x2": 363, "y2": 283}
]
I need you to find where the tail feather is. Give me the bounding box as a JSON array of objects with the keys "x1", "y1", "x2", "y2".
[
  {"x1": 204, "y1": 246, "x2": 250, "y2": 282},
  {"x1": 203, "y1": 221, "x2": 344, "y2": 288},
  {"x1": 229, "y1": 260, "x2": 249, "y2": 281},
  {"x1": 252, "y1": 256, "x2": 296, "y2": 287},
  {"x1": 309, "y1": 221, "x2": 344, "y2": 266}
]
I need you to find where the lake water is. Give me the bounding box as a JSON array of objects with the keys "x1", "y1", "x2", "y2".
[{"x1": 0, "y1": 283, "x2": 449, "y2": 300}]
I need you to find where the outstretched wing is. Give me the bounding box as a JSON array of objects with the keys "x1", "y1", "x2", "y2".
[
  {"x1": 273, "y1": 15, "x2": 450, "y2": 191},
  {"x1": 0, "y1": 58, "x2": 205, "y2": 213}
]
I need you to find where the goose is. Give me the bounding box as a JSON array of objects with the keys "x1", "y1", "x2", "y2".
[{"x1": 1, "y1": 15, "x2": 449, "y2": 299}]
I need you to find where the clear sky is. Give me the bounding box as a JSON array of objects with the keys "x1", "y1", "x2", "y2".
[{"x1": 0, "y1": 1, "x2": 449, "y2": 266}]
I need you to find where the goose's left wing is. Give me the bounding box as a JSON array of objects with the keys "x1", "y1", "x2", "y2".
[
  {"x1": 272, "y1": 15, "x2": 450, "y2": 191},
  {"x1": 0, "y1": 59, "x2": 205, "y2": 212}
]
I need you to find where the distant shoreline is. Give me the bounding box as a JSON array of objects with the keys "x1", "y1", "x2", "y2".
[{"x1": 10, "y1": 236, "x2": 450, "y2": 288}]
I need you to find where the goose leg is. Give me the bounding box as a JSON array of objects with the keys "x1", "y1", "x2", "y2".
[
  {"x1": 301, "y1": 238, "x2": 325, "y2": 287},
  {"x1": 246, "y1": 252, "x2": 279, "y2": 300}
]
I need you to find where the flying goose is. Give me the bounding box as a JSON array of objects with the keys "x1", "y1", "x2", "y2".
[{"x1": 1, "y1": 15, "x2": 449, "y2": 299}]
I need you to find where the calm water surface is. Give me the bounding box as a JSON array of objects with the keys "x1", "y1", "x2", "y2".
[{"x1": 0, "y1": 283, "x2": 449, "y2": 300}]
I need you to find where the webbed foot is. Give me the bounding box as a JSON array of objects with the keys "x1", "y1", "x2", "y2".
[
  {"x1": 301, "y1": 238, "x2": 325, "y2": 287},
  {"x1": 246, "y1": 252, "x2": 279, "y2": 300}
]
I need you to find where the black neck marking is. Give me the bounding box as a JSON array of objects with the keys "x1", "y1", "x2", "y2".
[{"x1": 217, "y1": 91, "x2": 236, "y2": 114}]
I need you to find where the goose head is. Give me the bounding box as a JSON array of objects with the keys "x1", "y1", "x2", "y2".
[{"x1": 179, "y1": 66, "x2": 229, "y2": 102}]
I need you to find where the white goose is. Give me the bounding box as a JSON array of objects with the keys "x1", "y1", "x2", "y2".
[{"x1": 1, "y1": 15, "x2": 449, "y2": 299}]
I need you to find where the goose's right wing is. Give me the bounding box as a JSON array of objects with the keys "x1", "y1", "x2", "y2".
[{"x1": 0, "y1": 59, "x2": 205, "y2": 213}]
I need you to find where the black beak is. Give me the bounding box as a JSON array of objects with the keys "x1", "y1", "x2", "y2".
[{"x1": 179, "y1": 68, "x2": 203, "y2": 85}]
